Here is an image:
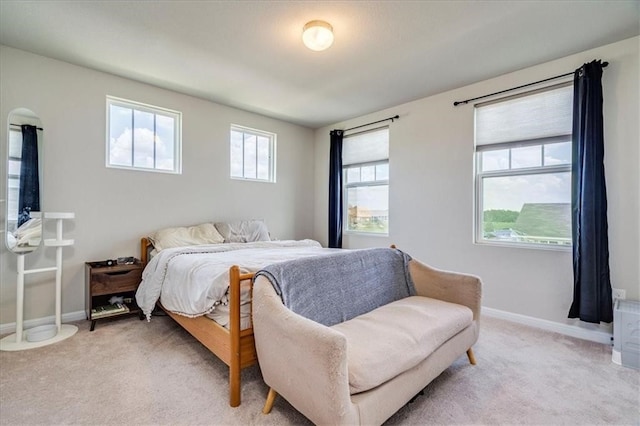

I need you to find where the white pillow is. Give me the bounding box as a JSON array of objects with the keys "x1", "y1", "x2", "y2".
[
  {"x1": 149, "y1": 223, "x2": 224, "y2": 251},
  {"x1": 214, "y1": 220, "x2": 270, "y2": 243},
  {"x1": 14, "y1": 218, "x2": 42, "y2": 246}
]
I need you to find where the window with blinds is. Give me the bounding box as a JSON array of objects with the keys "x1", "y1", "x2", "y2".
[
  {"x1": 343, "y1": 127, "x2": 389, "y2": 235},
  {"x1": 474, "y1": 83, "x2": 573, "y2": 248}
]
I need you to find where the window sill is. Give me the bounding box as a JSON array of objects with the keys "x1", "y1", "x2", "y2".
[
  {"x1": 230, "y1": 177, "x2": 276, "y2": 184},
  {"x1": 344, "y1": 231, "x2": 389, "y2": 238},
  {"x1": 106, "y1": 164, "x2": 181, "y2": 174},
  {"x1": 474, "y1": 239, "x2": 572, "y2": 252}
]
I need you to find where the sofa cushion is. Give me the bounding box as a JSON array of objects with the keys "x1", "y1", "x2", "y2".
[{"x1": 331, "y1": 295, "x2": 473, "y2": 394}]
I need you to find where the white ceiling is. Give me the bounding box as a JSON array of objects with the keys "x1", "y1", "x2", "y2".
[{"x1": 1, "y1": 1, "x2": 638, "y2": 129}]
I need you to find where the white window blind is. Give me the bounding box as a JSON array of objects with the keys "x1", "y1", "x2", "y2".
[
  {"x1": 475, "y1": 83, "x2": 573, "y2": 147},
  {"x1": 343, "y1": 127, "x2": 389, "y2": 165}
]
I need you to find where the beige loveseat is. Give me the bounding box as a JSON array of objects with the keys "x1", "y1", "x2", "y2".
[{"x1": 252, "y1": 248, "x2": 482, "y2": 425}]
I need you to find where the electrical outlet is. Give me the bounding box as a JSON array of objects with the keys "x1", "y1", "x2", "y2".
[{"x1": 612, "y1": 288, "x2": 626, "y2": 300}]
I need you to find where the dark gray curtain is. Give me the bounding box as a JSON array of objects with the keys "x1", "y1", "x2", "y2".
[
  {"x1": 568, "y1": 60, "x2": 612, "y2": 324},
  {"x1": 18, "y1": 124, "x2": 40, "y2": 227},
  {"x1": 328, "y1": 130, "x2": 343, "y2": 248}
]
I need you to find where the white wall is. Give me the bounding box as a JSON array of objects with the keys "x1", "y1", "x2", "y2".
[
  {"x1": 0, "y1": 46, "x2": 316, "y2": 326},
  {"x1": 314, "y1": 37, "x2": 639, "y2": 332}
]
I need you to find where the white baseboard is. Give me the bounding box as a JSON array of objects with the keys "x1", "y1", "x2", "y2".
[
  {"x1": 2, "y1": 308, "x2": 613, "y2": 345},
  {"x1": 482, "y1": 307, "x2": 613, "y2": 345},
  {"x1": 0, "y1": 310, "x2": 86, "y2": 335}
]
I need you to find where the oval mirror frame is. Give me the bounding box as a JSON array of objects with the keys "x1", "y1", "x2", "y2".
[{"x1": 5, "y1": 108, "x2": 43, "y2": 254}]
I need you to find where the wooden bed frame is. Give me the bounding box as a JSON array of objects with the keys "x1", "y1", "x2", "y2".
[{"x1": 140, "y1": 237, "x2": 257, "y2": 407}]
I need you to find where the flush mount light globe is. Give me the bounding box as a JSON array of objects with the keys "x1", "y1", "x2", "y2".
[{"x1": 302, "y1": 20, "x2": 334, "y2": 51}]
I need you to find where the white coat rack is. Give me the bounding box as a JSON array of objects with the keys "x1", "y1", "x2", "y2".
[{"x1": 0, "y1": 212, "x2": 78, "y2": 351}]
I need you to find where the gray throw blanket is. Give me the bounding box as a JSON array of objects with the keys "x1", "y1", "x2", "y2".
[{"x1": 254, "y1": 248, "x2": 415, "y2": 327}]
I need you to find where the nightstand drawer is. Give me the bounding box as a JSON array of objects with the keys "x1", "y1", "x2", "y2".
[{"x1": 90, "y1": 269, "x2": 142, "y2": 295}]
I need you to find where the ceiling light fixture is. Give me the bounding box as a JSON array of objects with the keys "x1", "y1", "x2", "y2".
[{"x1": 302, "y1": 20, "x2": 334, "y2": 51}]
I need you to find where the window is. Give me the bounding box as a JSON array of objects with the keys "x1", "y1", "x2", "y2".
[
  {"x1": 343, "y1": 127, "x2": 389, "y2": 234},
  {"x1": 7, "y1": 129, "x2": 22, "y2": 223},
  {"x1": 475, "y1": 83, "x2": 573, "y2": 248},
  {"x1": 230, "y1": 125, "x2": 276, "y2": 182},
  {"x1": 106, "y1": 96, "x2": 181, "y2": 173}
]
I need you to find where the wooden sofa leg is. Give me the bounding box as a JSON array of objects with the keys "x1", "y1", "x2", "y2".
[
  {"x1": 466, "y1": 348, "x2": 477, "y2": 365},
  {"x1": 263, "y1": 388, "x2": 277, "y2": 414}
]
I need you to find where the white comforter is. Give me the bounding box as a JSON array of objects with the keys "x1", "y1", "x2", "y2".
[{"x1": 135, "y1": 239, "x2": 337, "y2": 321}]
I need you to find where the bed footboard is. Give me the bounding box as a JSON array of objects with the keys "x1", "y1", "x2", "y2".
[
  {"x1": 140, "y1": 237, "x2": 258, "y2": 407},
  {"x1": 229, "y1": 265, "x2": 256, "y2": 407}
]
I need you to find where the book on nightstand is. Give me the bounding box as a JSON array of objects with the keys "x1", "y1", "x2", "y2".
[{"x1": 91, "y1": 303, "x2": 129, "y2": 319}]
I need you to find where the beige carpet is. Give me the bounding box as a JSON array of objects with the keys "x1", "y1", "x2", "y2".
[{"x1": 1, "y1": 314, "x2": 638, "y2": 425}]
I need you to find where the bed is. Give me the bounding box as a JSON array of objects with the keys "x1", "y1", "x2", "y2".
[{"x1": 135, "y1": 221, "x2": 338, "y2": 407}]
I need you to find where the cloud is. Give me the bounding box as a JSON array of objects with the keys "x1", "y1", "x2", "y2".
[
  {"x1": 483, "y1": 173, "x2": 570, "y2": 211},
  {"x1": 109, "y1": 127, "x2": 172, "y2": 169}
]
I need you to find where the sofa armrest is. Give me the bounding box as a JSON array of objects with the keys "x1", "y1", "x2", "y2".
[
  {"x1": 252, "y1": 276, "x2": 357, "y2": 425},
  {"x1": 409, "y1": 260, "x2": 482, "y2": 321}
]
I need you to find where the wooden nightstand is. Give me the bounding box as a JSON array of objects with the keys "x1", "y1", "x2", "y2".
[{"x1": 85, "y1": 260, "x2": 144, "y2": 331}]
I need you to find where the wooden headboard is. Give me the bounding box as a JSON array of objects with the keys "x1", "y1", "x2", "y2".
[{"x1": 140, "y1": 237, "x2": 153, "y2": 265}]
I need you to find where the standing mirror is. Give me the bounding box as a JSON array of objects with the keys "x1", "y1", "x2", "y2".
[{"x1": 5, "y1": 108, "x2": 43, "y2": 254}]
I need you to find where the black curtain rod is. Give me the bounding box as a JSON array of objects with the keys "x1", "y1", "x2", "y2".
[
  {"x1": 10, "y1": 123, "x2": 44, "y2": 130},
  {"x1": 344, "y1": 115, "x2": 399, "y2": 132},
  {"x1": 453, "y1": 61, "x2": 609, "y2": 106}
]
